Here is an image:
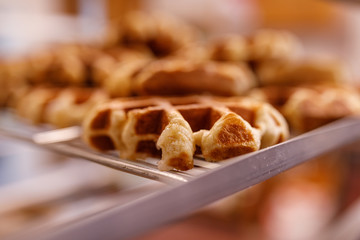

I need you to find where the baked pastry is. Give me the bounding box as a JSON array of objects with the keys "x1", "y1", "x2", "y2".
[
  {"x1": 105, "y1": 11, "x2": 199, "y2": 57},
  {"x1": 256, "y1": 59, "x2": 350, "y2": 86},
  {"x1": 92, "y1": 47, "x2": 152, "y2": 86},
  {"x1": 210, "y1": 29, "x2": 301, "y2": 63},
  {"x1": 93, "y1": 52, "x2": 151, "y2": 97},
  {"x1": 26, "y1": 48, "x2": 85, "y2": 86},
  {"x1": 171, "y1": 44, "x2": 211, "y2": 62},
  {"x1": 249, "y1": 30, "x2": 301, "y2": 62},
  {"x1": 16, "y1": 87, "x2": 61, "y2": 124},
  {"x1": 249, "y1": 84, "x2": 360, "y2": 132},
  {"x1": 282, "y1": 86, "x2": 360, "y2": 132},
  {"x1": 0, "y1": 60, "x2": 28, "y2": 107},
  {"x1": 248, "y1": 85, "x2": 302, "y2": 109},
  {"x1": 15, "y1": 87, "x2": 108, "y2": 127},
  {"x1": 83, "y1": 96, "x2": 289, "y2": 171},
  {"x1": 133, "y1": 59, "x2": 257, "y2": 96},
  {"x1": 25, "y1": 44, "x2": 112, "y2": 87},
  {"x1": 45, "y1": 88, "x2": 109, "y2": 128}
]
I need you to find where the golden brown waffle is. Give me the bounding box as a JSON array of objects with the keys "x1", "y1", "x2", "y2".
[
  {"x1": 282, "y1": 86, "x2": 360, "y2": 132},
  {"x1": 83, "y1": 96, "x2": 289, "y2": 171},
  {"x1": 256, "y1": 59, "x2": 350, "y2": 86},
  {"x1": 0, "y1": 60, "x2": 28, "y2": 107},
  {"x1": 249, "y1": 85, "x2": 303, "y2": 110},
  {"x1": 105, "y1": 11, "x2": 199, "y2": 57},
  {"x1": 92, "y1": 50, "x2": 152, "y2": 97},
  {"x1": 132, "y1": 59, "x2": 257, "y2": 96},
  {"x1": 26, "y1": 48, "x2": 85, "y2": 86},
  {"x1": 16, "y1": 87, "x2": 109, "y2": 127},
  {"x1": 249, "y1": 85, "x2": 360, "y2": 132},
  {"x1": 92, "y1": 47, "x2": 153, "y2": 87},
  {"x1": 0, "y1": 62, "x2": 6, "y2": 106},
  {"x1": 16, "y1": 87, "x2": 61, "y2": 124},
  {"x1": 26, "y1": 45, "x2": 110, "y2": 87},
  {"x1": 210, "y1": 29, "x2": 301, "y2": 62}
]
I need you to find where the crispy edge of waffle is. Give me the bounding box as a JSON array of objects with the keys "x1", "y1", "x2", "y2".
[
  {"x1": 82, "y1": 96, "x2": 289, "y2": 171},
  {"x1": 132, "y1": 59, "x2": 257, "y2": 96}
]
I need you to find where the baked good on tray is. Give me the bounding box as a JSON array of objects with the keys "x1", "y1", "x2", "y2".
[
  {"x1": 3, "y1": 18, "x2": 357, "y2": 173},
  {"x1": 15, "y1": 87, "x2": 109, "y2": 128},
  {"x1": 0, "y1": 59, "x2": 29, "y2": 107},
  {"x1": 255, "y1": 59, "x2": 350, "y2": 86},
  {"x1": 105, "y1": 11, "x2": 199, "y2": 57},
  {"x1": 132, "y1": 59, "x2": 257, "y2": 96},
  {"x1": 249, "y1": 84, "x2": 360, "y2": 132},
  {"x1": 282, "y1": 86, "x2": 360, "y2": 132},
  {"x1": 97, "y1": 57, "x2": 150, "y2": 97},
  {"x1": 210, "y1": 29, "x2": 302, "y2": 63},
  {"x1": 95, "y1": 58, "x2": 257, "y2": 97},
  {"x1": 91, "y1": 47, "x2": 153, "y2": 88},
  {"x1": 83, "y1": 96, "x2": 289, "y2": 171}
]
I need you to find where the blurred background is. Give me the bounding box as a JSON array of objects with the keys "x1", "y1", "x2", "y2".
[
  {"x1": 1, "y1": 0, "x2": 360, "y2": 240},
  {"x1": 1, "y1": 0, "x2": 360, "y2": 77}
]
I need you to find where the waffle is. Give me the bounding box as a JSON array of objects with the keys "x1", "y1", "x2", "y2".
[
  {"x1": 95, "y1": 57, "x2": 150, "y2": 97},
  {"x1": 26, "y1": 48, "x2": 85, "y2": 86},
  {"x1": 210, "y1": 29, "x2": 301, "y2": 62},
  {"x1": 256, "y1": 59, "x2": 350, "y2": 86},
  {"x1": 0, "y1": 60, "x2": 28, "y2": 107},
  {"x1": 16, "y1": 87, "x2": 61, "y2": 124},
  {"x1": 250, "y1": 85, "x2": 360, "y2": 132},
  {"x1": 249, "y1": 85, "x2": 303, "y2": 109},
  {"x1": 0, "y1": 62, "x2": 6, "y2": 106},
  {"x1": 83, "y1": 96, "x2": 289, "y2": 171},
  {"x1": 171, "y1": 44, "x2": 211, "y2": 62},
  {"x1": 92, "y1": 47, "x2": 152, "y2": 87},
  {"x1": 282, "y1": 86, "x2": 360, "y2": 132},
  {"x1": 16, "y1": 87, "x2": 108, "y2": 127},
  {"x1": 132, "y1": 59, "x2": 257, "y2": 96},
  {"x1": 105, "y1": 11, "x2": 199, "y2": 57},
  {"x1": 26, "y1": 45, "x2": 110, "y2": 87}
]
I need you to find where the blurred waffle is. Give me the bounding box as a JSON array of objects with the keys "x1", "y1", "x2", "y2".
[
  {"x1": 256, "y1": 59, "x2": 350, "y2": 86},
  {"x1": 92, "y1": 49, "x2": 152, "y2": 97},
  {"x1": 15, "y1": 87, "x2": 109, "y2": 128},
  {"x1": 0, "y1": 60, "x2": 28, "y2": 107},
  {"x1": 25, "y1": 45, "x2": 109, "y2": 87},
  {"x1": 210, "y1": 29, "x2": 302, "y2": 63},
  {"x1": 282, "y1": 86, "x2": 360, "y2": 132},
  {"x1": 132, "y1": 59, "x2": 257, "y2": 96},
  {"x1": 250, "y1": 84, "x2": 360, "y2": 132},
  {"x1": 105, "y1": 11, "x2": 200, "y2": 57}
]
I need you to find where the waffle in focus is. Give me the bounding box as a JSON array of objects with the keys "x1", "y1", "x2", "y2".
[{"x1": 83, "y1": 96, "x2": 289, "y2": 171}]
